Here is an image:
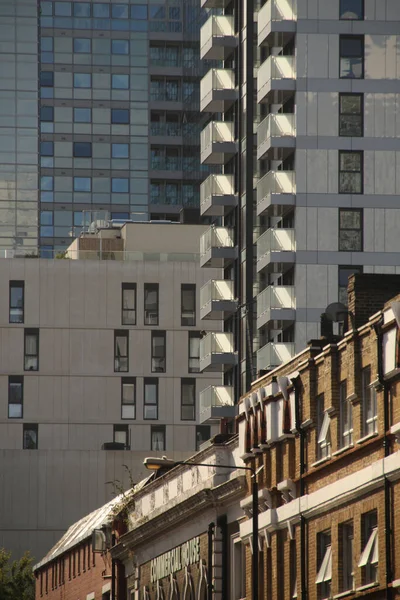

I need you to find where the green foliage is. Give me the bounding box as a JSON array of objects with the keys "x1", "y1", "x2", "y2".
[{"x1": 0, "y1": 549, "x2": 35, "y2": 600}]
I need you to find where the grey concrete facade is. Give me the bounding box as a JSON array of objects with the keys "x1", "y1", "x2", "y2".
[{"x1": 0, "y1": 222, "x2": 221, "y2": 560}]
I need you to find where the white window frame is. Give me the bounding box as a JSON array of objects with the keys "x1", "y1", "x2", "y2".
[
  {"x1": 231, "y1": 535, "x2": 246, "y2": 600},
  {"x1": 317, "y1": 411, "x2": 331, "y2": 460},
  {"x1": 316, "y1": 545, "x2": 332, "y2": 585},
  {"x1": 340, "y1": 381, "x2": 353, "y2": 448},
  {"x1": 341, "y1": 522, "x2": 354, "y2": 592},
  {"x1": 358, "y1": 528, "x2": 378, "y2": 568},
  {"x1": 362, "y1": 367, "x2": 377, "y2": 436}
]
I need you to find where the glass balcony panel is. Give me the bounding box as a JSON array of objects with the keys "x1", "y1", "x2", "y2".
[
  {"x1": 199, "y1": 385, "x2": 236, "y2": 423},
  {"x1": 258, "y1": 0, "x2": 297, "y2": 45},
  {"x1": 257, "y1": 341, "x2": 295, "y2": 372},
  {"x1": 257, "y1": 55, "x2": 296, "y2": 103},
  {"x1": 257, "y1": 228, "x2": 295, "y2": 260},
  {"x1": 200, "y1": 16, "x2": 236, "y2": 60}
]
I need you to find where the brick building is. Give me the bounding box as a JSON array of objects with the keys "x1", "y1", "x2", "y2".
[{"x1": 237, "y1": 274, "x2": 400, "y2": 600}]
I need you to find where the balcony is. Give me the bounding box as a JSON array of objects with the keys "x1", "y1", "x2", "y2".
[
  {"x1": 258, "y1": 0, "x2": 296, "y2": 47},
  {"x1": 256, "y1": 228, "x2": 295, "y2": 273},
  {"x1": 201, "y1": 0, "x2": 231, "y2": 12},
  {"x1": 200, "y1": 16, "x2": 237, "y2": 61},
  {"x1": 200, "y1": 69, "x2": 237, "y2": 113},
  {"x1": 200, "y1": 280, "x2": 237, "y2": 320},
  {"x1": 200, "y1": 174, "x2": 237, "y2": 217},
  {"x1": 256, "y1": 170, "x2": 295, "y2": 216},
  {"x1": 257, "y1": 56, "x2": 296, "y2": 104},
  {"x1": 200, "y1": 121, "x2": 237, "y2": 165},
  {"x1": 200, "y1": 332, "x2": 237, "y2": 372},
  {"x1": 257, "y1": 285, "x2": 295, "y2": 329},
  {"x1": 200, "y1": 226, "x2": 236, "y2": 268},
  {"x1": 257, "y1": 113, "x2": 295, "y2": 160},
  {"x1": 257, "y1": 341, "x2": 295, "y2": 372},
  {"x1": 200, "y1": 386, "x2": 236, "y2": 424}
]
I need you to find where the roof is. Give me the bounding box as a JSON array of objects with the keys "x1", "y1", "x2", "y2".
[{"x1": 33, "y1": 476, "x2": 151, "y2": 572}]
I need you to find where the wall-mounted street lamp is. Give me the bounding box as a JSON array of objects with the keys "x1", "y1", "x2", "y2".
[{"x1": 143, "y1": 457, "x2": 259, "y2": 600}]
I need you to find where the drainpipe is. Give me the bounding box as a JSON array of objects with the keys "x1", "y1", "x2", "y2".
[
  {"x1": 374, "y1": 319, "x2": 392, "y2": 600},
  {"x1": 292, "y1": 374, "x2": 306, "y2": 600},
  {"x1": 208, "y1": 522, "x2": 215, "y2": 600}
]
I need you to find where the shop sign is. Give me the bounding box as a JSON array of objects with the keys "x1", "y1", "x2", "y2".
[{"x1": 150, "y1": 536, "x2": 200, "y2": 583}]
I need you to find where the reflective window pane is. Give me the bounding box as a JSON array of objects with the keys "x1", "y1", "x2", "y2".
[
  {"x1": 112, "y1": 143, "x2": 129, "y2": 158},
  {"x1": 73, "y1": 2, "x2": 91, "y2": 16},
  {"x1": 40, "y1": 141, "x2": 54, "y2": 156},
  {"x1": 111, "y1": 74, "x2": 129, "y2": 89},
  {"x1": 74, "y1": 177, "x2": 91, "y2": 192},
  {"x1": 40, "y1": 71, "x2": 54, "y2": 87},
  {"x1": 131, "y1": 5, "x2": 148, "y2": 18},
  {"x1": 111, "y1": 109, "x2": 130, "y2": 124},
  {"x1": 340, "y1": 0, "x2": 364, "y2": 19},
  {"x1": 112, "y1": 4, "x2": 129, "y2": 17},
  {"x1": 74, "y1": 107, "x2": 91, "y2": 123},
  {"x1": 40, "y1": 106, "x2": 54, "y2": 122},
  {"x1": 73, "y1": 73, "x2": 91, "y2": 88},
  {"x1": 74, "y1": 38, "x2": 91, "y2": 53},
  {"x1": 112, "y1": 178, "x2": 129, "y2": 193},
  {"x1": 111, "y1": 39, "x2": 129, "y2": 55},
  {"x1": 41, "y1": 2, "x2": 53, "y2": 15},
  {"x1": 54, "y1": 2, "x2": 72, "y2": 16},
  {"x1": 41, "y1": 176, "x2": 53, "y2": 191},
  {"x1": 93, "y1": 3, "x2": 110, "y2": 17},
  {"x1": 41, "y1": 37, "x2": 53, "y2": 51},
  {"x1": 73, "y1": 142, "x2": 92, "y2": 157}
]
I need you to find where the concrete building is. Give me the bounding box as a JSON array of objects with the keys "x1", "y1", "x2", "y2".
[
  {"x1": 33, "y1": 273, "x2": 400, "y2": 600},
  {"x1": 0, "y1": 221, "x2": 222, "y2": 561},
  {"x1": 197, "y1": 0, "x2": 400, "y2": 422},
  {"x1": 0, "y1": 0, "x2": 210, "y2": 255}
]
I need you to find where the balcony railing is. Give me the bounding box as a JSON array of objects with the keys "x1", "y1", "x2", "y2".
[
  {"x1": 200, "y1": 16, "x2": 236, "y2": 60},
  {"x1": 200, "y1": 332, "x2": 236, "y2": 371},
  {"x1": 256, "y1": 170, "x2": 296, "y2": 215},
  {"x1": 200, "y1": 69, "x2": 236, "y2": 113},
  {"x1": 257, "y1": 285, "x2": 295, "y2": 316},
  {"x1": 257, "y1": 55, "x2": 296, "y2": 103},
  {"x1": 200, "y1": 280, "x2": 235, "y2": 308},
  {"x1": 200, "y1": 385, "x2": 236, "y2": 424},
  {"x1": 200, "y1": 226, "x2": 234, "y2": 256},
  {"x1": 200, "y1": 174, "x2": 237, "y2": 216},
  {"x1": 150, "y1": 122, "x2": 182, "y2": 137},
  {"x1": 257, "y1": 341, "x2": 295, "y2": 372},
  {"x1": 258, "y1": 0, "x2": 296, "y2": 46},
  {"x1": 200, "y1": 121, "x2": 237, "y2": 164},
  {"x1": 257, "y1": 113, "x2": 295, "y2": 158},
  {"x1": 257, "y1": 228, "x2": 295, "y2": 260}
]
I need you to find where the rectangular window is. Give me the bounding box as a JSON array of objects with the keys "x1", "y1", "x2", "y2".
[
  {"x1": 290, "y1": 539, "x2": 297, "y2": 599},
  {"x1": 181, "y1": 378, "x2": 195, "y2": 420},
  {"x1": 73, "y1": 142, "x2": 92, "y2": 158},
  {"x1": 339, "y1": 380, "x2": 353, "y2": 448},
  {"x1": 112, "y1": 178, "x2": 129, "y2": 193},
  {"x1": 339, "y1": 151, "x2": 363, "y2": 194},
  {"x1": 151, "y1": 331, "x2": 166, "y2": 373},
  {"x1": 339, "y1": 94, "x2": 363, "y2": 136},
  {"x1": 74, "y1": 107, "x2": 91, "y2": 123},
  {"x1": 113, "y1": 424, "x2": 129, "y2": 448},
  {"x1": 40, "y1": 71, "x2": 54, "y2": 87},
  {"x1": 112, "y1": 143, "x2": 129, "y2": 159},
  {"x1": 316, "y1": 531, "x2": 332, "y2": 600},
  {"x1": 144, "y1": 284, "x2": 159, "y2": 325},
  {"x1": 151, "y1": 425, "x2": 165, "y2": 451},
  {"x1": 232, "y1": 536, "x2": 246, "y2": 600},
  {"x1": 338, "y1": 265, "x2": 363, "y2": 305},
  {"x1": 362, "y1": 367, "x2": 378, "y2": 435},
  {"x1": 74, "y1": 177, "x2": 91, "y2": 192},
  {"x1": 340, "y1": 35, "x2": 364, "y2": 78},
  {"x1": 9, "y1": 281, "x2": 24, "y2": 323},
  {"x1": 340, "y1": 522, "x2": 354, "y2": 592},
  {"x1": 144, "y1": 378, "x2": 158, "y2": 419},
  {"x1": 111, "y1": 109, "x2": 130, "y2": 124},
  {"x1": 181, "y1": 284, "x2": 196, "y2": 326},
  {"x1": 73, "y1": 38, "x2": 91, "y2": 53},
  {"x1": 73, "y1": 73, "x2": 91, "y2": 88},
  {"x1": 121, "y1": 283, "x2": 136, "y2": 325},
  {"x1": 8, "y1": 376, "x2": 23, "y2": 418},
  {"x1": 121, "y1": 378, "x2": 135, "y2": 419},
  {"x1": 114, "y1": 330, "x2": 129, "y2": 372},
  {"x1": 74, "y1": 2, "x2": 91, "y2": 16},
  {"x1": 339, "y1": 209, "x2": 363, "y2": 251},
  {"x1": 196, "y1": 425, "x2": 210, "y2": 450},
  {"x1": 359, "y1": 511, "x2": 378, "y2": 585},
  {"x1": 112, "y1": 39, "x2": 129, "y2": 54},
  {"x1": 24, "y1": 329, "x2": 39, "y2": 371},
  {"x1": 112, "y1": 74, "x2": 129, "y2": 89},
  {"x1": 23, "y1": 424, "x2": 38, "y2": 449},
  {"x1": 340, "y1": 0, "x2": 364, "y2": 19},
  {"x1": 188, "y1": 332, "x2": 201, "y2": 373},
  {"x1": 316, "y1": 394, "x2": 330, "y2": 460},
  {"x1": 40, "y1": 106, "x2": 54, "y2": 122},
  {"x1": 82, "y1": 545, "x2": 86, "y2": 572}
]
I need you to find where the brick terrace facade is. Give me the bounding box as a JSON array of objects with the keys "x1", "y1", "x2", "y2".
[{"x1": 237, "y1": 274, "x2": 400, "y2": 600}]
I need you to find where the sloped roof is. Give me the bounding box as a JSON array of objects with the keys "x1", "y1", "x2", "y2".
[{"x1": 33, "y1": 476, "x2": 151, "y2": 571}]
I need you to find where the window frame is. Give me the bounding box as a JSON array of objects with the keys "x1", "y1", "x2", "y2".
[
  {"x1": 111, "y1": 39, "x2": 129, "y2": 55},
  {"x1": 181, "y1": 378, "x2": 196, "y2": 421},
  {"x1": 144, "y1": 378, "x2": 159, "y2": 420},
  {"x1": 121, "y1": 377, "x2": 136, "y2": 420},
  {"x1": 181, "y1": 284, "x2": 196, "y2": 326},
  {"x1": 8, "y1": 376, "x2": 24, "y2": 419},
  {"x1": 151, "y1": 331, "x2": 166, "y2": 373},
  {"x1": 361, "y1": 366, "x2": 378, "y2": 436},
  {"x1": 114, "y1": 330, "x2": 129, "y2": 373},
  {"x1": 196, "y1": 425, "x2": 210, "y2": 451},
  {"x1": 339, "y1": 93, "x2": 363, "y2": 137},
  {"x1": 23, "y1": 423, "x2": 38, "y2": 449},
  {"x1": 316, "y1": 531, "x2": 332, "y2": 600},
  {"x1": 339, "y1": 150, "x2": 363, "y2": 194},
  {"x1": 73, "y1": 73, "x2": 92, "y2": 89},
  {"x1": 188, "y1": 331, "x2": 201, "y2": 373},
  {"x1": 338, "y1": 208, "x2": 363, "y2": 252},
  {"x1": 73, "y1": 142, "x2": 92, "y2": 158},
  {"x1": 73, "y1": 38, "x2": 91, "y2": 53},
  {"x1": 316, "y1": 394, "x2": 331, "y2": 460},
  {"x1": 121, "y1": 283, "x2": 136, "y2": 325},
  {"x1": 144, "y1": 283, "x2": 159, "y2": 326},
  {"x1": 338, "y1": 265, "x2": 363, "y2": 306},
  {"x1": 9, "y1": 280, "x2": 24, "y2": 324},
  {"x1": 339, "y1": 380, "x2": 353, "y2": 448},
  {"x1": 151, "y1": 424, "x2": 166, "y2": 451},
  {"x1": 111, "y1": 108, "x2": 130, "y2": 125},
  {"x1": 339, "y1": 34, "x2": 364, "y2": 79},
  {"x1": 359, "y1": 511, "x2": 378, "y2": 585},
  {"x1": 339, "y1": 0, "x2": 364, "y2": 19},
  {"x1": 24, "y1": 328, "x2": 39, "y2": 371},
  {"x1": 340, "y1": 521, "x2": 354, "y2": 592},
  {"x1": 113, "y1": 424, "x2": 129, "y2": 448}
]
